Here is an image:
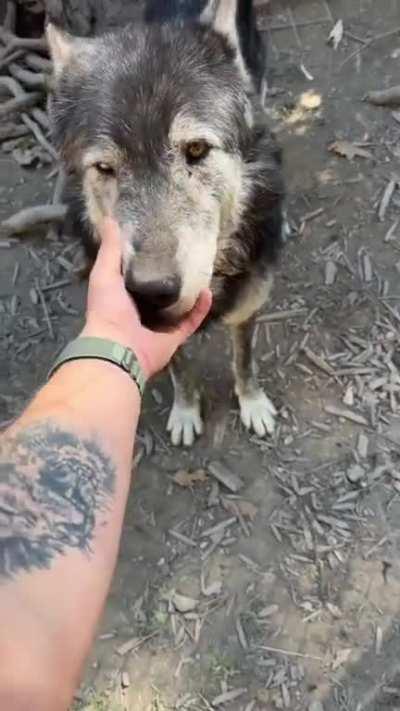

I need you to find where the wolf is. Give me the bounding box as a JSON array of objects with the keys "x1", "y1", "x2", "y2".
[{"x1": 46, "y1": 0, "x2": 285, "y2": 446}]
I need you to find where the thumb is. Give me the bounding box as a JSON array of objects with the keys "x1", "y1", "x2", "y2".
[
  {"x1": 174, "y1": 290, "x2": 212, "y2": 346},
  {"x1": 91, "y1": 217, "x2": 123, "y2": 280}
]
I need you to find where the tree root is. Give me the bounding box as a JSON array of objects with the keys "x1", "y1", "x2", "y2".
[{"x1": 21, "y1": 111, "x2": 57, "y2": 160}]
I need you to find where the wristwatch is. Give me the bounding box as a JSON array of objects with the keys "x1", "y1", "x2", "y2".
[{"x1": 48, "y1": 337, "x2": 147, "y2": 396}]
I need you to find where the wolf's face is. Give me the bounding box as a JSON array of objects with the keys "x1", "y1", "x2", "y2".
[{"x1": 47, "y1": 3, "x2": 258, "y2": 325}]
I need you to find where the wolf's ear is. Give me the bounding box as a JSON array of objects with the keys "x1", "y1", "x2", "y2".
[
  {"x1": 200, "y1": 0, "x2": 251, "y2": 85},
  {"x1": 46, "y1": 23, "x2": 95, "y2": 79}
]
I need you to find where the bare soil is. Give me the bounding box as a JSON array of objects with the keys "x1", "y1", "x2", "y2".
[{"x1": 2, "y1": 1, "x2": 400, "y2": 709}]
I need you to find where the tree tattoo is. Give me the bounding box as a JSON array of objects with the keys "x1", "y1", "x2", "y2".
[{"x1": 0, "y1": 421, "x2": 115, "y2": 581}]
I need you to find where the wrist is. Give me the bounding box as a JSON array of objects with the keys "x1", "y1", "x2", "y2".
[
  {"x1": 49, "y1": 337, "x2": 147, "y2": 397},
  {"x1": 80, "y1": 324, "x2": 152, "y2": 379}
]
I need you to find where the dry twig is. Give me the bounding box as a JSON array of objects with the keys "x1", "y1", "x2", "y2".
[
  {"x1": 0, "y1": 204, "x2": 67, "y2": 237},
  {"x1": 340, "y1": 26, "x2": 400, "y2": 70}
]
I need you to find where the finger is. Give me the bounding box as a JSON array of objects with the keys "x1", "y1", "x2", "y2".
[
  {"x1": 90, "y1": 217, "x2": 123, "y2": 281},
  {"x1": 174, "y1": 289, "x2": 212, "y2": 345}
]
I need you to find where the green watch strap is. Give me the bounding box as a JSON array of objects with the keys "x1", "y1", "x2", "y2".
[{"x1": 48, "y1": 337, "x2": 147, "y2": 396}]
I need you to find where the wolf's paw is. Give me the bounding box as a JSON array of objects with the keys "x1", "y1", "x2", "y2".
[
  {"x1": 238, "y1": 389, "x2": 277, "y2": 438},
  {"x1": 167, "y1": 400, "x2": 203, "y2": 447}
]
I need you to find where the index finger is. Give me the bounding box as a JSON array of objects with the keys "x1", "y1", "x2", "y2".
[{"x1": 91, "y1": 218, "x2": 123, "y2": 281}]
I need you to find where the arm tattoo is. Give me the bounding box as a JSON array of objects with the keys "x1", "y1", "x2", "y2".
[{"x1": 0, "y1": 421, "x2": 115, "y2": 581}]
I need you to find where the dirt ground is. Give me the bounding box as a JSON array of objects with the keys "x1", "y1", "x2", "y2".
[{"x1": 2, "y1": 0, "x2": 400, "y2": 709}]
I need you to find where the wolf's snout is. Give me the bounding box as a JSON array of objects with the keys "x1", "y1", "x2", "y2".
[{"x1": 125, "y1": 272, "x2": 181, "y2": 311}]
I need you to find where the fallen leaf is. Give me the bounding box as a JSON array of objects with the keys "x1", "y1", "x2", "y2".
[
  {"x1": 328, "y1": 19, "x2": 344, "y2": 50},
  {"x1": 172, "y1": 469, "x2": 207, "y2": 488},
  {"x1": 331, "y1": 647, "x2": 352, "y2": 671},
  {"x1": 329, "y1": 141, "x2": 373, "y2": 161},
  {"x1": 222, "y1": 498, "x2": 258, "y2": 521},
  {"x1": 172, "y1": 592, "x2": 199, "y2": 613},
  {"x1": 300, "y1": 91, "x2": 322, "y2": 110}
]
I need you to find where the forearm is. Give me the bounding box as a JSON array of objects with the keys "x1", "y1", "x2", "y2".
[{"x1": 0, "y1": 359, "x2": 140, "y2": 710}]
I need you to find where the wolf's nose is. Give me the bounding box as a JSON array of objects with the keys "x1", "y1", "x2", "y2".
[{"x1": 126, "y1": 274, "x2": 181, "y2": 310}]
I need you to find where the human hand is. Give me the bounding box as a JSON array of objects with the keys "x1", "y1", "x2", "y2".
[{"x1": 81, "y1": 218, "x2": 212, "y2": 378}]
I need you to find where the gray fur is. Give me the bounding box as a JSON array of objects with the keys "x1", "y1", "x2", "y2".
[{"x1": 47, "y1": 0, "x2": 285, "y2": 443}]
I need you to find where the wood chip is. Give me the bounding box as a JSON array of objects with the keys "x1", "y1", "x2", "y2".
[
  {"x1": 302, "y1": 346, "x2": 335, "y2": 376},
  {"x1": 378, "y1": 179, "x2": 396, "y2": 221},
  {"x1": 116, "y1": 631, "x2": 157, "y2": 656},
  {"x1": 343, "y1": 385, "x2": 354, "y2": 406},
  {"x1": 326, "y1": 603, "x2": 342, "y2": 619},
  {"x1": 300, "y1": 207, "x2": 324, "y2": 223},
  {"x1": 211, "y1": 688, "x2": 247, "y2": 707},
  {"x1": 201, "y1": 517, "x2": 236, "y2": 538},
  {"x1": 357, "y1": 433, "x2": 369, "y2": 458},
  {"x1": 208, "y1": 461, "x2": 243, "y2": 493},
  {"x1": 169, "y1": 529, "x2": 197, "y2": 548},
  {"x1": 258, "y1": 645, "x2": 323, "y2": 661},
  {"x1": 121, "y1": 671, "x2": 130, "y2": 688},
  {"x1": 116, "y1": 638, "x2": 140, "y2": 656},
  {"x1": 325, "y1": 260, "x2": 337, "y2": 285},
  {"x1": 259, "y1": 604, "x2": 279, "y2": 618},
  {"x1": 29, "y1": 287, "x2": 38, "y2": 304},
  {"x1": 257, "y1": 308, "x2": 307, "y2": 323},
  {"x1": 331, "y1": 647, "x2": 352, "y2": 671},
  {"x1": 281, "y1": 683, "x2": 291, "y2": 708},
  {"x1": 98, "y1": 631, "x2": 116, "y2": 641},
  {"x1": 346, "y1": 464, "x2": 365, "y2": 483},
  {"x1": 236, "y1": 616, "x2": 248, "y2": 650},
  {"x1": 328, "y1": 19, "x2": 344, "y2": 50},
  {"x1": 376, "y1": 625, "x2": 383, "y2": 655},
  {"x1": 325, "y1": 405, "x2": 368, "y2": 426},
  {"x1": 384, "y1": 220, "x2": 399, "y2": 242},
  {"x1": 362, "y1": 252, "x2": 373, "y2": 282}
]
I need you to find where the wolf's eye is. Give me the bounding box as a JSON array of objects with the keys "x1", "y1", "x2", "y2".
[
  {"x1": 94, "y1": 162, "x2": 115, "y2": 177},
  {"x1": 185, "y1": 140, "x2": 210, "y2": 164}
]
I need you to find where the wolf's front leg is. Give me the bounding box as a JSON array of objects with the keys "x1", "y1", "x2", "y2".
[
  {"x1": 167, "y1": 349, "x2": 203, "y2": 447},
  {"x1": 231, "y1": 318, "x2": 277, "y2": 437}
]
